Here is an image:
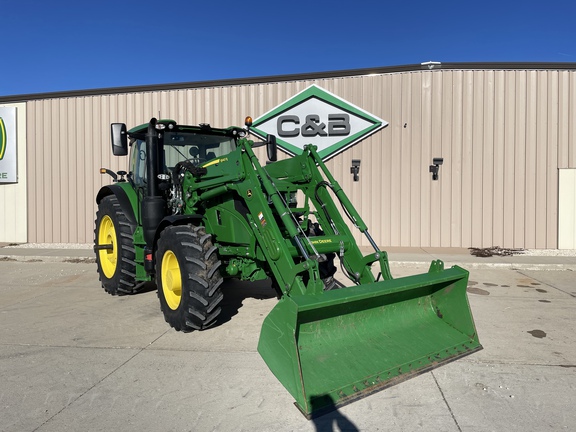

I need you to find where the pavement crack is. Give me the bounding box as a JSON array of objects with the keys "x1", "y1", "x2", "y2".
[
  {"x1": 515, "y1": 270, "x2": 576, "y2": 298},
  {"x1": 31, "y1": 330, "x2": 171, "y2": 432},
  {"x1": 464, "y1": 359, "x2": 576, "y2": 368},
  {"x1": 0, "y1": 290, "x2": 54, "y2": 311},
  {"x1": 431, "y1": 371, "x2": 462, "y2": 432}
]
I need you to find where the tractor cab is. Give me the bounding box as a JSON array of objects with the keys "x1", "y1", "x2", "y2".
[{"x1": 118, "y1": 120, "x2": 245, "y2": 186}]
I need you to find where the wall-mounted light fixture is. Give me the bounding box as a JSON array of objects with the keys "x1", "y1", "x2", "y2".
[
  {"x1": 421, "y1": 61, "x2": 442, "y2": 70},
  {"x1": 429, "y1": 157, "x2": 443, "y2": 180},
  {"x1": 350, "y1": 159, "x2": 361, "y2": 181}
]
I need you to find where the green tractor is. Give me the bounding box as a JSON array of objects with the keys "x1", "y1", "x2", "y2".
[{"x1": 95, "y1": 117, "x2": 482, "y2": 417}]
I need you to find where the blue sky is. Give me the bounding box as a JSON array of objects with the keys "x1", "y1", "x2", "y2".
[{"x1": 1, "y1": 0, "x2": 574, "y2": 96}]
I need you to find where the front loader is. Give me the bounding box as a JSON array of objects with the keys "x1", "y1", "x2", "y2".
[{"x1": 95, "y1": 117, "x2": 482, "y2": 417}]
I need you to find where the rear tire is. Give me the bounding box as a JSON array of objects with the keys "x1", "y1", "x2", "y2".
[
  {"x1": 156, "y1": 225, "x2": 224, "y2": 331},
  {"x1": 94, "y1": 195, "x2": 137, "y2": 295}
]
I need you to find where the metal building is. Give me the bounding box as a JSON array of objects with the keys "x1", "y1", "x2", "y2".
[{"x1": 1, "y1": 62, "x2": 575, "y2": 249}]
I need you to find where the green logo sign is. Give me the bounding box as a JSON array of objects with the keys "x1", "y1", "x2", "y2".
[
  {"x1": 251, "y1": 85, "x2": 387, "y2": 161},
  {"x1": 0, "y1": 107, "x2": 17, "y2": 183},
  {"x1": 0, "y1": 117, "x2": 6, "y2": 161}
]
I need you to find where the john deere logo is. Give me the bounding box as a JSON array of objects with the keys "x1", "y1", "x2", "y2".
[
  {"x1": 0, "y1": 106, "x2": 17, "y2": 183},
  {"x1": 252, "y1": 85, "x2": 387, "y2": 161},
  {"x1": 0, "y1": 117, "x2": 6, "y2": 160}
]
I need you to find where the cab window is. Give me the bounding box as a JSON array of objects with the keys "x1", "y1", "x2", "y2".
[{"x1": 129, "y1": 139, "x2": 147, "y2": 187}]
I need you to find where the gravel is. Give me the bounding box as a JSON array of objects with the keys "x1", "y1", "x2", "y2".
[
  {"x1": 3, "y1": 243, "x2": 92, "y2": 249},
  {"x1": 520, "y1": 249, "x2": 576, "y2": 256}
]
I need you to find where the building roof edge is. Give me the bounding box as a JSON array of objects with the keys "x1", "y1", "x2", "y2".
[{"x1": 2, "y1": 62, "x2": 575, "y2": 103}]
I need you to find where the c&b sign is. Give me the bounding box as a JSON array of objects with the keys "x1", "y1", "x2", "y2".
[{"x1": 251, "y1": 85, "x2": 387, "y2": 161}]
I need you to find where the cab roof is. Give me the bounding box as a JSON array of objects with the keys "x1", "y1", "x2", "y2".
[{"x1": 127, "y1": 119, "x2": 246, "y2": 139}]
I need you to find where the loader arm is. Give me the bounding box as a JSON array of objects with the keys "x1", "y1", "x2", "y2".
[
  {"x1": 193, "y1": 138, "x2": 327, "y2": 297},
  {"x1": 196, "y1": 138, "x2": 387, "y2": 297}
]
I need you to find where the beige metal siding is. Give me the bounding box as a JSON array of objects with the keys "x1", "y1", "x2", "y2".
[{"x1": 24, "y1": 68, "x2": 576, "y2": 248}]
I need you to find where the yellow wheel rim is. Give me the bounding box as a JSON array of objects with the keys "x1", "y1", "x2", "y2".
[
  {"x1": 98, "y1": 215, "x2": 117, "y2": 278},
  {"x1": 161, "y1": 250, "x2": 182, "y2": 310}
]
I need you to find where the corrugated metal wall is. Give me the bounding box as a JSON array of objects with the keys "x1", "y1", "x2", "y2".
[{"x1": 25, "y1": 68, "x2": 576, "y2": 248}]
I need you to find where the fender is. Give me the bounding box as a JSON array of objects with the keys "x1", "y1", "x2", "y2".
[
  {"x1": 96, "y1": 183, "x2": 138, "y2": 227},
  {"x1": 152, "y1": 214, "x2": 204, "y2": 251}
]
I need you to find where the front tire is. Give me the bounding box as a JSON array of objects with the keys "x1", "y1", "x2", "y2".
[
  {"x1": 94, "y1": 195, "x2": 137, "y2": 295},
  {"x1": 156, "y1": 225, "x2": 224, "y2": 331}
]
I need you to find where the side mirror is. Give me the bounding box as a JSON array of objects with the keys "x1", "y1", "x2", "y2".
[
  {"x1": 111, "y1": 123, "x2": 128, "y2": 156},
  {"x1": 266, "y1": 134, "x2": 277, "y2": 162}
]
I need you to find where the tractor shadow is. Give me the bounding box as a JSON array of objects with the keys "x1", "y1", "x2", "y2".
[
  {"x1": 135, "y1": 281, "x2": 157, "y2": 294},
  {"x1": 215, "y1": 278, "x2": 278, "y2": 327}
]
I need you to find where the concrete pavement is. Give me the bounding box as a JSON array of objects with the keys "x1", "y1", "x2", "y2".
[{"x1": 0, "y1": 244, "x2": 575, "y2": 431}]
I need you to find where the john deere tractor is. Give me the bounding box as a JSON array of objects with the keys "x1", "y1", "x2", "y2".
[{"x1": 95, "y1": 117, "x2": 481, "y2": 417}]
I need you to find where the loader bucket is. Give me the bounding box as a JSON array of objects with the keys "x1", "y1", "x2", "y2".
[{"x1": 257, "y1": 264, "x2": 482, "y2": 418}]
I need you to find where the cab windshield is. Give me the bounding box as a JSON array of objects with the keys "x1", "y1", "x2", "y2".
[
  {"x1": 163, "y1": 132, "x2": 236, "y2": 168},
  {"x1": 129, "y1": 131, "x2": 237, "y2": 187}
]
